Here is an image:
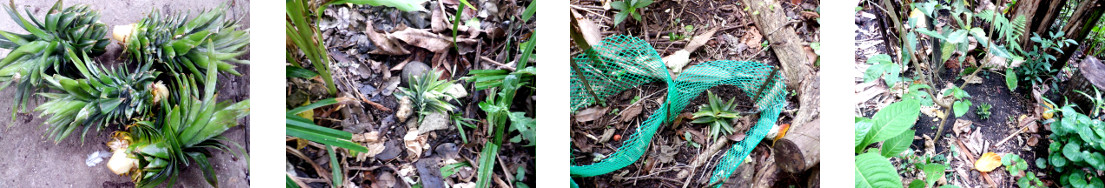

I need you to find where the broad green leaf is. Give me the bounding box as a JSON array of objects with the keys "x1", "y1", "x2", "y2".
[
  {"x1": 863, "y1": 54, "x2": 902, "y2": 85},
  {"x1": 856, "y1": 117, "x2": 873, "y2": 151},
  {"x1": 855, "y1": 152, "x2": 904, "y2": 188},
  {"x1": 908, "y1": 180, "x2": 925, "y2": 188},
  {"x1": 1065, "y1": 142, "x2": 1084, "y2": 162},
  {"x1": 941, "y1": 42, "x2": 955, "y2": 63},
  {"x1": 867, "y1": 54, "x2": 892, "y2": 65},
  {"x1": 1086, "y1": 152, "x2": 1105, "y2": 170},
  {"x1": 953, "y1": 100, "x2": 971, "y2": 117},
  {"x1": 613, "y1": 12, "x2": 628, "y2": 26},
  {"x1": 881, "y1": 130, "x2": 914, "y2": 158},
  {"x1": 1051, "y1": 153, "x2": 1068, "y2": 168},
  {"x1": 923, "y1": 163, "x2": 947, "y2": 188},
  {"x1": 1070, "y1": 171, "x2": 1088, "y2": 188},
  {"x1": 1005, "y1": 68, "x2": 1018, "y2": 92},
  {"x1": 916, "y1": 28, "x2": 947, "y2": 40},
  {"x1": 947, "y1": 29, "x2": 968, "y2": 43},
  {"x1": 864, "y1": 99, "x2": 921, "y2": 147}
]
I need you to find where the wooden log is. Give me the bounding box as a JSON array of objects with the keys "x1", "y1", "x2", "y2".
[
  {"x1": 1064, "y1": 56, "x2": 1105, "y2": 113},
  {"x1": 741, "y1": 0, "x2": 820, "y2": 137},
  {"x1": 739, "y1": 0, "x2": 813, "y2": 89},
  {"x1": 807, "y1": 166, "x2": 820, "y2": 188},
  {"x1": 753, "y1": 151, "x2": 778, "y2": 188},
  {"x1": 773, "y1": 118, "x2": 820, "y2": 174}
]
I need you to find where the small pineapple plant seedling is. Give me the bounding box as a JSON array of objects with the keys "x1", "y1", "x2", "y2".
[
  {"x1": 691, "y1": 90, "x2": 742, "y2": 142},
  {"x1": 36, "y1": 51, "x2": 161, "y2": 143},
  {"x1": 977, "y1": 103, "x2": 992, "y2": 120},
  {"x1": 0, "y1": 0, "x2": 110, "y2": 115},
  {"x1": 106, "y1": 47, "x2": 249, "y2": 187},
  {"x1": 113, "y1": 3, "x2": 249, "y2": 82},
  {"x1": 396, "y1": 70, "x2": 463, "y2": 122}
]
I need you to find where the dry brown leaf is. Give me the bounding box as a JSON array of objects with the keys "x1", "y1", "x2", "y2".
[
  {"x1": 742, "y1": 27, "x2": 763, "y2": 51},
  {"x1": 801, "y1": 11, "x2": 820, "y2": 20},
  {"x1": 803, "y1": 46, "x2": 819, "y2": 65},
  {"x1": 404, "y1": 129, "x2": 428, "y2": 160},
  {"x1": 574, "y1": 107, "x2": 608, "y2": 123},
  {"x1": 354, "y1": 131, "x2": 388, "y2": 162},
  {"x1": 685, "y1": 28, "x2": 718, "y2": 51},
  {"x1": 975, "y1": 152, "x2": 1002, "y2": 172},
  {"x1": 390, "y1": 28, "x2": 476, "y2": 53},
  {"x1": 953, "y1": 119, "x2": 972, "y2": 136},
  {"x1": 599, "y1": 128, "x2": 615, "y2": 143},
  {"x1": 374, "y1": 171, "x2": 397, "y2": 188},
  {"x1": 1027, "y1": 136, "x2": 1039, "y2": 146},
  {"x1": 431, "y1": 2, "x2": 449, "y2": 33},
  {"x1": 620, "y1": 104, "x2": 643, "y2": 122},
  {"x1": 570, "y1": 9, "x2": 603, "y2": 47},
  {"x1": 365, "y1": 21, "x2": 410, "y2": 55},
  {"x1": 728, "y1": 132, "x2": 747, "y2": 142}
]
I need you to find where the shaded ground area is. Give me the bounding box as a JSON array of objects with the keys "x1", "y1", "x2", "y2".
[
  {"x1": 853, "y1": 1, "x2": 1084, "y2": 186},
  {"x1": 569, "y1": 0, "x2": 820, "y2": 187},
  {"x1": 286, "y1": 0, "x2": 536, "y2": 187},
  {"x1": 0, "y1": 0, "x2": 250, "y2": 187}
]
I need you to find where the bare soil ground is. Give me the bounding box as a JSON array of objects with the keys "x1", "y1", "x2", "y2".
[{"x1": 0, "y1": 0, "x2": 250, "y2": 187}]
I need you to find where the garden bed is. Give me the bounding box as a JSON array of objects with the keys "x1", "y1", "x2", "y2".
[{"x1": 569, "y1": 0, "x2": 820, "y2": 187}]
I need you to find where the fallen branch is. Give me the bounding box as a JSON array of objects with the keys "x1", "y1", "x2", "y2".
[
  {"x1": 993, "y1": 116, "x2": 1037, "y2": 148},
  {"x1": 480, "y1": 56, "x2": 517, "y2": 71},
  {"x1": 681, "y1": 137, "x2": 730, "y2": 188}
]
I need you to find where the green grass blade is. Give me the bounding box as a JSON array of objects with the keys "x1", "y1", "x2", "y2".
[
  {"x1": 327, "y1": 145, "x2": 342, "y2": 188},
  {"x1": 288, "y1": 98, "x2": 340, "y2": 115}
]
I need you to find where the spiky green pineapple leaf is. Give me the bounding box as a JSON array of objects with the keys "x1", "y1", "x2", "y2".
[
  {"x1": 129, "y1": 40, "x2": 248, "y2": 188},
  {"x1": 0, "y1": 0, "x2": 110, "y2": 117},
  {"x1": 123, "y1": 3, "x2": 248, "y2": 83}
]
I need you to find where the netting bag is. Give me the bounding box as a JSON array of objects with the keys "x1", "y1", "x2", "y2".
[{"x1": 569, "y1": 35, "x2": 786, "y2": 187}]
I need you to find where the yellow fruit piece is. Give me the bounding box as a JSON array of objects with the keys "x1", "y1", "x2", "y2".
[
  {"x1": 975, "y1": 152, "x2": 1002, "y2": 172},
  {"x1": 909, "y1": 8, "x2": 927, "y2": 28},
  {"x1": 1042, "y1": 102, "x2": 1056, "y2": 120}
]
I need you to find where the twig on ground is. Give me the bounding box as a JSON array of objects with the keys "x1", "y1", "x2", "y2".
[
  {"x1": 479, "y1": 56, "x2": 517, "y2": 71},
  {"x1": 994, "y1": 116, "x2": 1037, "y2": 148}
]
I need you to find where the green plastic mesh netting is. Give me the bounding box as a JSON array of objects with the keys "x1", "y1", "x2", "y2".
[{"x1": 569, "y1": 35, "x2": 786, "y2": 187}]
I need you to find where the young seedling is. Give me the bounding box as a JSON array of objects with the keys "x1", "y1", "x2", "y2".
[
  {"x1": 691, "y1": 90, "x2": 741, "y2": 142},
  {"x1": 976, "y1": 103, "x2": 992, "y2": 120},
  {"x1": 610, "y1": 0, "x2": 653, "y2": 26}
]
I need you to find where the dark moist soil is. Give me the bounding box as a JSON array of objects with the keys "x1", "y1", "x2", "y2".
[{"x1": 912, "y1": 69, "x2": 1036, "y2": 154}]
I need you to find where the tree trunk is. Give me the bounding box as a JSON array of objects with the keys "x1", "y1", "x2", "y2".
[
  {"x1": 742, "y1": 0, "x2": 820, "y2": 142},
  {"x1": 740, "y1": 0, "x2": 813, "y2": 90},
  {"x1": 1012, "y1": 0, "x2": 1068, "y2": 50},
  {"x1": 1064, "y1": 57, "x2": 1105, "y2": 113},
  {"x1": 1057, "y1": 0, "x2": 1105, "y2": 66},
  {"x1": 773, "y1": 118, "x2": 820, "y2": 174},
  {"x1": 1011, "y1": 0, "x2": 1041, "y2": 50}
]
